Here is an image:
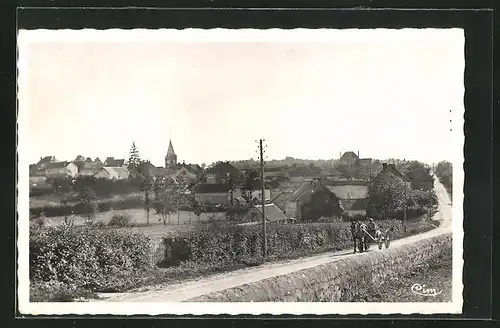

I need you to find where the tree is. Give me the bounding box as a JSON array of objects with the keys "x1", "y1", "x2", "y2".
[
  {"x1": 76, "y1": 186, "x2": 98, "y2": 223},
  {"x1": 435, "y1": 160, "x2": 453, "y2": 197},
  {"x1": 153, "y1": 176, "x2": 187, "y2": 225},
  {"x1": 336, "y1": 163, "x2": 358, "y2": 180},
  {"x1": 368, "y1": 172, "x2": 410, "y2": 219},
  {"x1": 403, "y1": 161, "x2": 433, "y2": 190},
  {"x1": 242, "y1": 169, "x2": 259, "y2": 205},
  {"x1": 128, "y1": 142, "x2": 141, "y2": 170},
  {"x1": 140, "y1": 176, "x2": 154, "y2": 225}
]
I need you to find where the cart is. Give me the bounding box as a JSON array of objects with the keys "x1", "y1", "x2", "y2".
[{"x1": 362, "y1": 227, "x2": 391, "y2": 250}]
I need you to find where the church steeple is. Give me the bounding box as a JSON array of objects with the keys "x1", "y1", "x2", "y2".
[{"x1": 165, "y1": 139, "x2": 177, "y2": 167}]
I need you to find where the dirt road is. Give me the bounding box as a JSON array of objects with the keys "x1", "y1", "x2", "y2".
[{"x1": 98, "y1": 175, "x2": 452, "y2": 302}]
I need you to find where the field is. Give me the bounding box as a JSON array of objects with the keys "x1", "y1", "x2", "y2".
[
  {"x1": 38, "y1": 208, "x2": 226, "y2": 226},
  {"x1": 29, "y1": 192, "x2": 143, "y2": 208}
]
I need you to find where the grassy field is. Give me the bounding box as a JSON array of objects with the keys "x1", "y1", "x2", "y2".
[
  {"x1": 29, "y1": 192, "x2": 143, "y2": 208},
  {"x1": 36, "y1": 208, "x2": 226, "y2": 237}
]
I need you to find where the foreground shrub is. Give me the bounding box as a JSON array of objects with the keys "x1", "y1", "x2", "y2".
[
  {"x1": 30, "y1": 225, "x2": 153, "y2": 290},
  {"x1": 30, "y1": 280, "x2": 98, "y2": 302},
  {"x1": 160, "y1": 220, "x2": 403, "y2": 267},
  {"x1": 108, "y1": 214, "x2": 131, "y2": 227}
]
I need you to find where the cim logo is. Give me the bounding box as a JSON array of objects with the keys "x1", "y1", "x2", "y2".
[{"x1": 411, "y1": 283, "x2": 443, "y2": 297}]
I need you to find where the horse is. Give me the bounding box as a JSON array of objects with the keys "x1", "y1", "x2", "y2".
[{"x1": 350, "y1": 221, "x2": 369, "y2": 253}]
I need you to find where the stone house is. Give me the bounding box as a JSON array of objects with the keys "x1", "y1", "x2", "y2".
[
  {"x1": 36, "y1": 156, "x2": 58, "y2": 170},
  {"x1": 103, "y1": 157, "x2": 126, "y2": 167},
  {"x1": 193, "y1": 183, "x2": 233, "y2": 206},
  {"x1": 44, "y1": 161, "x2": 70, "y2": 178},
  {"x1": 94, "y1": 167, "x2": 130, "y2": 180},
  {"x1": 322, "y1": 179, "x2": 370, "y2": 217},
  {"x1": 372, "y1": 163, "x2": 411, "y2": 188},
  {"x1": 339, "y1": 151, "x2": 359, "y2": 166},
  {"x1": 205, "y1": 162, "x2": 241, "y2": 184},
  {"x1": 280, "y1": 178, "x2": 341, "y2": 221},
  {"x1": 74, "y1": 161, "x2": 104, "y2": 177}
]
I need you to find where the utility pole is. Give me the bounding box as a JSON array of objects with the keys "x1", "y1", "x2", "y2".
[
  {"x1": 259, "y1": 139, "x2": 267, "y2": 259},
  {"x1": 403, "y1": 182, "x2": 407, "y2": 233}
]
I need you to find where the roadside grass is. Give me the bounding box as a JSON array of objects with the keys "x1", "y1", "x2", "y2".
[{"x1": 351, "y1": 246, "x2": 452, "y2": 302}]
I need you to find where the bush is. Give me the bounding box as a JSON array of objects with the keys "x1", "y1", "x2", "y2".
[
  {"x1": 159, "y1": 220, "x2": 403, "y2": 268},
  {"x1": 30, "y1": 280, "x2": 98, "y2": 302},
  {"x1": 30, "y1": 225, "x2": 153, "y2": 291},
  {"x1": 108, "y1": 214, "x2": 131, "y2": 228}
]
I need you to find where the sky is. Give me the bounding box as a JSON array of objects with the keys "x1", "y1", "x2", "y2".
[{"x1": 22, "y1": 29, "x2": 464, "y2": 167}]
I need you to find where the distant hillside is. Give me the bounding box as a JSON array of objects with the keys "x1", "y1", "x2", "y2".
[{"x1": 229, "y1": 157, "x2": 338, "y2": 170}]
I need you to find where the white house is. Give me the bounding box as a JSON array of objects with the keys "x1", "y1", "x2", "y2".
[
  {"x1": 94, "y1": 167, "x2": 130, "y2": 180},
  {"x1": 66, "y1": 162, "x2": 80, "y2": 178}
]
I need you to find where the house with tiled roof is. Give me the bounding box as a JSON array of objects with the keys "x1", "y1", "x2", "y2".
[
  {"x1": 372, "y1": 163, "x2": 411, "y2": 185},
  {"x1": 36, "y1": 156, "x2": 58, "y2": 170},
  {"x1": 340, "y1": 151, "x2": 359, "y2": 165},
  {"x1": 244, "y1": 204, "x2": 296, "y2": 224},
  {"x1": 44, "y1": 161, "x2": 70, "y2": 178},
  {"x1": 94, "y1": 167, "x2": 130, "y2": 180},
  {"x1": 103, "y1": 157, "x2": 125, "y2": 167},
  {"x1": 278, "y1": 178, "x2": 341, "y2": 221},
  {"x1": 74, "y1": 161, "x2": 104, "y2": 177},
  {"x1": 205, "y1": 162, "x2": 241, "y2": 184},
  {"x1": 193, "y1": 183, "x2": 233, "y2": 206}
]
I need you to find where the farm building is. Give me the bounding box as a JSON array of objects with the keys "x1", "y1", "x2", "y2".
[
  {"x1": 103, "y1": 157, "x2": 126, "y2": 167},
  {"x1": 36, "y1": 156, "x2": 58, "y2": 169},
  {"x1": 322, "y1": 179, "x2": 370, "y2": 217},
  {"x1": 339, "y1": 151, "x2": 359, "y2": 165},
  {"x1": 193, "y1": 183, "x2": 232, "y2": 206},
  {"x1": 244, "y1": 203, "x2": 296, "y2": 224},
  {"x1": 339, "y1": 198, "x2": 370, "y2": 217},
  {"x1": 44, "y1": 161, "x2": 70, "y2": 178},
  {"x1": 74, "y1": 160, "x2": 104, "y2": 177},
  {"x1": 205, "y1": 162, "x2": 241, "y2": 184},
  {"x1": 94, "y1": 167, "x2": 130, "y2": 180},
  {"x1": 279, "y1": 178, "x2": 341, "y2": 221},
  {"x1": 372, "y1": 163, "x2": 411, "y2": 188}
]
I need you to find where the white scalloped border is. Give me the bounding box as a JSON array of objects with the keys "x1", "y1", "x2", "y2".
[{"x1": 17, "y1": 28, "x2": 465, "y2": 316}]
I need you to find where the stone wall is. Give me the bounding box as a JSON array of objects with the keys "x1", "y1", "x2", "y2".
[{"x1": 189, "y1": 232, "x2": 452, "y2": 302}]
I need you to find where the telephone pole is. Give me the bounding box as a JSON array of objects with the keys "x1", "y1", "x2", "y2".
[
  {"x1": 258, "y1": 139, "x2": 267, "y2": 259},
  {"x1": 403, "y1": 183, "x2": 407, "y2": 233}
]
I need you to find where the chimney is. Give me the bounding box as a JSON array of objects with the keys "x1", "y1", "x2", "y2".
[
  {"x1": 357, "y1": 150, "x2": 359, "y2": 157},
  {"x1": 382, "y1": 163, "x2": 387, "y2": 170}
]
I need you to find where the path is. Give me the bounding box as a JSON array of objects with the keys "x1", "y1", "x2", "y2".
[{"x1": 97, "y1": 174, "x2": 452, "y2": 302}]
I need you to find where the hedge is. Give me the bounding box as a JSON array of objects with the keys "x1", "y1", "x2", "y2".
[
  {"x1": 30, "y1": 225, "x2": 153, "y2": 291},
  {"x1": 159, "y1": 220, "x2": 403, "y2": 267}
]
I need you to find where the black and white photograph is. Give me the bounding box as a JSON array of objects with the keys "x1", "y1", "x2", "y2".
[{"x1": 17, "y1": 28, "x2": 464, "y2": 315}]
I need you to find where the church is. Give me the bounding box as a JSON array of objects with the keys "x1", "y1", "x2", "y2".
[
  {"x1": 163, "y1": 139, "x2": 202, "y2": 182},
  {"x1": 165, "y1": 140, "x2": 177, "y2": 167}
]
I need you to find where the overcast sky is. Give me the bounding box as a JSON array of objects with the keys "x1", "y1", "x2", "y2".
[{"x1": 21, "y1": 29, "x2": 464, "y2": 167}]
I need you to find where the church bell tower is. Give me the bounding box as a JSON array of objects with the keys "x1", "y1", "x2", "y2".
[{"x1": 165, "y1": 139, "x2": 177, "y2": 167}]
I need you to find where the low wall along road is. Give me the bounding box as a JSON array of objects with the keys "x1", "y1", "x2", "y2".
[{"x1": 190, "y1": 233, "x2": 451, "y2": 302}]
